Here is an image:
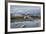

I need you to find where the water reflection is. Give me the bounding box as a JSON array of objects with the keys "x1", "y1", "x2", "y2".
[{"x1": 11, "y1": 19, "x2": 41, "y2": 28}]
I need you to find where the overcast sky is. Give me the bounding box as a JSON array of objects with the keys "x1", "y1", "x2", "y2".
[{"x1": 10, "y1": 5, "x2": 41, "y2": 15}]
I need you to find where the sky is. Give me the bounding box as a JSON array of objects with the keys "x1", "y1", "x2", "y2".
[{"x1": 10, "y1": 5, "x2": 41, "y2": 16}]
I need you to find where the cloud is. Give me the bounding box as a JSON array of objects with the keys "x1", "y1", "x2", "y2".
[{"x1": 10, "y1": 5, "x2": 41, "y2": 15}]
